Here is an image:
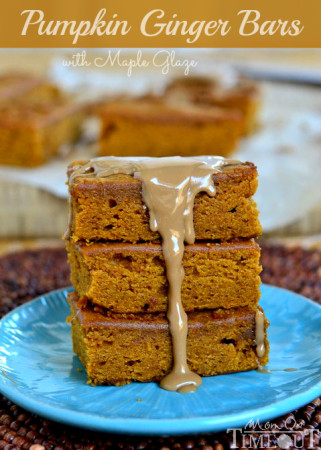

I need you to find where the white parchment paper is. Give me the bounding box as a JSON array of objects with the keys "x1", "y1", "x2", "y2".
[{"x1": 236, "y1": 83, "x2": 321, "y2": 231}]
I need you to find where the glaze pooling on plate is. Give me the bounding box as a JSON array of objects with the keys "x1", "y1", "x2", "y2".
[{"x1": 0, "y1": 284, "x2": 320, "y2": 435}]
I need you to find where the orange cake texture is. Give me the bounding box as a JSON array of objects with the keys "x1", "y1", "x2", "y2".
[
  {"x1": 67, "y1": 240, "x2": 261, "y2": 313},
  {"x1": 99, "y1": 99, "x2": 243, "y2": 158},
  {"x1": 165, "y1": 76, "x2": 260, "y2": 135},
  {"x1": 0, "y1": 72, "x2": 63, "y2": 107},
  {"x1": 69, "y1": 293, "x2": 269, "y2": 386},
  {"x1": 0, "y1": 100, "x2": 84, "y2": 167},
  {"x1": 68, "y1": 161, "x2": 261, "y2": 243},
  {"x1": 0, "y1": 72, "x2": 85, "y2": 167}
]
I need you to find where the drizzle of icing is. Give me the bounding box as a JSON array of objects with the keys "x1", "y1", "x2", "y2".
[
  {"x1": 67, "y1": 156, "x2": 265, "y2": 392},
  {"x1": 255, "y1": 309, "x2": 266, "y2": 358},
  {"x1": 257, "y1": 366, "x2": 297, "y2": 374}
]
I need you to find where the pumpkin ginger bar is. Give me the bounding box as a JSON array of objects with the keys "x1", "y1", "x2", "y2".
[
  {"x1": 67, "y1": 160, "x2": 261, "y2": 243},
  {"x1": 67, "y1": 239, "x2": 261, "y2": 313},
  {"x1": 165, "y1": 76, "x2": 260, "y2": 135},
  {"x1": 69, "y1": 292, "x2": 269, "y2": 386},
  {"x1": 0, "y1": 100, "x2": 84, "y2": 167},
  {"x1": 0, "y1": 72, "x2": 63, "y2": 107},
  {"x1": 99, "y1": 99, "x2": 242, "y2": 158}
]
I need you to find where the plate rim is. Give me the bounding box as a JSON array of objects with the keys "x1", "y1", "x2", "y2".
[{"x1": 0, "y1": 284, "x2": 321, "y2": 435}]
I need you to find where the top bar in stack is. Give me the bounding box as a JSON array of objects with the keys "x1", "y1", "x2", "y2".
[{"x1": 67, "y1": 159, "x2": 261, "y2": 243}]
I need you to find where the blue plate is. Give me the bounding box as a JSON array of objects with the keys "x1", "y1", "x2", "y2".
[{"x1": 0, "y1": 285, "x2": 320, "y2": 435}]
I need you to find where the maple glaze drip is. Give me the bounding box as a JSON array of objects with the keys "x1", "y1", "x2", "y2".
[
  {"x1": 257, "y1": 366, "x2": 297, "y2": 374},
  {"x1": 255, "y1": 309, "x2": 266, "y2": 358},
  {"x1": 138, "y1": 159, "x2": 218, "y2": 393},
  {"x1": 67, "y1": 156, "x2": 263, "y2": 393}
]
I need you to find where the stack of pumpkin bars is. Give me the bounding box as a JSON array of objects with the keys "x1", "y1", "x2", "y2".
[{"x1": 66, "y1": 158, "x2": 269, "y2": 386}]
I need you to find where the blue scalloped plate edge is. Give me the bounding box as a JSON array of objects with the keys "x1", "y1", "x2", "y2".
[{"x1": 0, "y1": 284, "x2": 320, "y2": 436}]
